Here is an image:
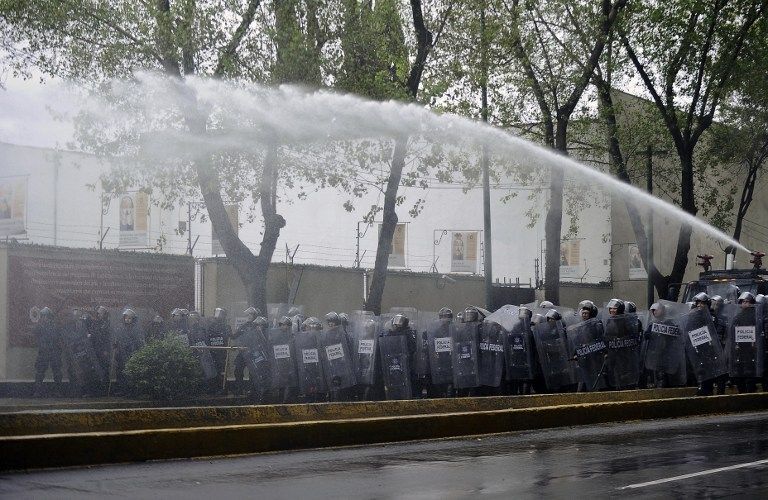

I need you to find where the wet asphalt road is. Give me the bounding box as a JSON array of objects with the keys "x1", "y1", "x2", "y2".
[{"x1": 2, "y1": 412, "x2": 768, "y2": 499}]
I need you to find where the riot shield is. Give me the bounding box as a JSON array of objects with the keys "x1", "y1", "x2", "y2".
[
  {"x1": 320, "y1": 325, "x2": 356, "y2": 390},
  {"x1": 294, "y1": 331, "x2": 328, "y2": 396},
  {"x1": 479, "y1": 320, "x2": 506, "y2": 387},
  {"x1": 189, "y1": 325, "x2": 217, "y2": 381},
  {"x1": 267, "y1": 303, "x2": 293, "y2": 327},
  {"x1": 504, "y1": 315, "x2": 535, "y2": 381},
  {"x1": 567, "y1": 318, "x2": 608, "y2": 391},
  {"x1": 452, "y1": 320, "x2": 480, "y2": 389},
  {"x1": 602, "y1": 314, "x2": 642, "y2": 388},
  {"x1": 268, "y1": 327, "x2": 298, "y2": 390},
  {"x1": 378, "y1": 332, "x2": 413, "y2": 400},
  {"x1": 533, "y1": 320, "x2": 576, "y2": 391},
  {"x1": 683, "y1": 307, "x2": 728, "y2": 384},
  {"x1": 426, "y1": 319, "x2": 455, "y2": 385},
  {"x1": 350, "y1": 313, "x2": 379, "y2": 386},
  {"x1": 726, "y1": 303, "x2": 764, "y2": 378},
  {"x1": 643, "y1": 300, "x2": 689, "y2": 387},
  {"x1": 411, "y1": 311, "x2": 435, "y2": 378}
]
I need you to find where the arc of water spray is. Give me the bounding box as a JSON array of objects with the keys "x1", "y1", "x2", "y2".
[{"x1": 35, "y1": 75, "x2": 755, "y2": 257}]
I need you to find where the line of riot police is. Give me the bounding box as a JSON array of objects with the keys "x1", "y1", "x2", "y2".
[{"x1": 28, "y1": 292, "x2": 768, "y2": 400}]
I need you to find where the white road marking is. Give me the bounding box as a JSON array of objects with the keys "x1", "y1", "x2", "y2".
[{"x1": 618, "y1": 458, "x2": 768, "y2": 489}]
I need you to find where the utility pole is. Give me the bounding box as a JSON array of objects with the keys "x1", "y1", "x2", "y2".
[{"x1": 480, "y1": 5, "x2": 493, "y2": 309}]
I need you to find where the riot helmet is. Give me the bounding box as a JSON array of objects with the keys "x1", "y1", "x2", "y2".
[
  {"x1": 545, "y1": 309, "x2": 562, "y2": 322},
  {"x1": 97, "y1": 306, "x2": 109, "y2": 319},
  {"x1": 214, "y1": 307, "x2": 227, "y2": 320},
  {"x1": 243, "y1": 307, "x2": 259, "y2": 322},
  {"x1": 650, "y1": 302, "x2": 665, "y2": 319},
  {"x1": 463, "y1": 307, "x2": 480, "y2": 323},
  {"x1": 287, "y1": 306, "x2": 301, "y2": 317},
  {"x1": 738, "y1": 292, "x2": 756, "y2": 307},
  {"x1": 438, "y1": 307, "x2": 453, "y2": 320},
  {"x1": 693, "y1": 292, "x2": 711, "y2": 310},
  {"x1": 607, "y1": 298, "x2": 625, "y2": 316},
  {"x1": 756, "y1": 294, "x2": 766, "y2": 305},
  {"x1": 710, "y1": 295, "x2": 725, "y2": 314},
  {"x1": 307, "y1": 317, "x2": 323, "y2": 331},
  {"x1": 456, "y1": 311, "x2": 465, "y2": 323},
  {"x1": 518, "y1": 306, "x2": 533, "y2": 321},
  {"x1": 625, "y1": 301, "x2": 637, "y2": 314},
  {"x1": 339, "y1": 313, "x2": 349, "y2": 327},
  {"x1": 325, "y1": 311, "x2": 340, "y2": 327},
  {"x1": 122, "y1": 308, "x2": 137, "y2": 324},
  {"x1": 278, "y1": 316, "x2": 292, "y2": 328},
  {"x1": 391, "y1": 313, "x2": 409, "y2": 330},
  {"x1": 152, "y1": 314, "x2": 164, "y2": 324},
  {"x1": 539, "y1": 300, "x2": 554, "y2": 309},
  {"x1": 171, "y1": 308, "x2": 181, "y2": 317},
  {"x1": 39, "y1": 307, "x2": 53, "y2": 317},
  {"x1": 254, "y1": 316, "x2": 269, "y2": 329},
  {"x1": 579, "y1": 300, "x2": 598, "y2": 320}
]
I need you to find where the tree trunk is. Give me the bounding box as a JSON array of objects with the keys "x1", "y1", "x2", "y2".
[
  {"x1": 665, "y1": 152, "x2": 696, "y2": 300},
  {"x1": 543, "y1": 121, "x2": 568, "y2": 304},
  {"x1": 596, "y1": 81, "x2": 669, "y2": 298},
  {"x1": 733, "y1": 161, "x2": 759, "y2": 242},
  {"x1": 364, "y1": 138, "x2": 408, "y2": 315}
]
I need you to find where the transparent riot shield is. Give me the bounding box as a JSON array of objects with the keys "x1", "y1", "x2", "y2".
[
  {"x1": 411, "y1": 311, "x2": 435, "y2": 378},
  {"x1": 294, "y1": 331, "x2": 327, "y2": 397},
  {"x1": 683, "y1": 307, "x2": 728, "y2": 384},
  {"x1": 244, "y1": 328, "x2": 271, "y2": 391},
  {"x1": 268, "y1": 326, "x2": 298, "y2": 391},
  {"x1": 602, "y1": 314, "x2": 642, "y2": 388},
  {"x1": 478, "y1": 320, "x2": 506, "y2": 387},
  {"x1": 452, "y1": 321, "x2": 480, "y2": 389},
  {"x1": 504, "y1": 316, "x2": 535, "y2": 381},
  {"x1": 426, "y1": 319, "x2": 455, "y2": 386},
  {"x1": 533, "y1": 320, "x2": 576, "y2": 391},
  {"x1": 643, "y1": 300, "x2": 689, "y2": 387},
  {"x1": 378, "y1": 332, "x2": 413, "y2": 400},
  {"x1": 320, "y1": 325, "x2": 356, "y2": 391},
  {"x1": 727, "y1": 303, "x2": 764, "y2": 378},
  {"x1": 567, "y1": 318, "x2": 608, "y2": 391},
  {"x1": 350, "y1": 313, "x2": 379, "y2": 386}
]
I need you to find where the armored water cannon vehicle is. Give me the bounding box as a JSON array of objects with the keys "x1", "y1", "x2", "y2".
[{"x1": 679, "y1": 250, "x2": 768, "y2": 303}]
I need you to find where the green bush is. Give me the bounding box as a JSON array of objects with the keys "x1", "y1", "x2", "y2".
[{"x1": 124, "y1": 334, "x2": 204, "y2": 400}]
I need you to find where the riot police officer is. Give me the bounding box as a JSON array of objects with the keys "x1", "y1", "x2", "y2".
[
  {"x1": 146, "y1": 315, "x2": 165, "y2": 343},
  {"x1": 64, "y1": 309, "x2": 104, "y2": 397},
  {"x1": 268, "y1": 315, "x2": 298, "y2": 403},
  {"x1": 378, "y1": 313, "x2": 415, "y2": 400},
  {"x1": 32, "y1": 307, "x2": 62, "y2": 397},
  {"x1": 230, "y1": 307, "x2": 264, "y2": 397},
  {"x1": 113, "y1": 308, "x2": 145, "y2": 395},
  {"x1": 90, "y1": 306, "x2": 112, "y2": 385},
  {"x1": 207, "y1": 307, "x2": 232, "y2": 394},
  {"x1": 321, "y1": 312, "x2": 356, "y2": 401}
]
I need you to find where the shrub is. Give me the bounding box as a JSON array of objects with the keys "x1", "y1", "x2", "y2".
[{"x1": 124, "y1": 334, "x2": 203, "y2": 400}]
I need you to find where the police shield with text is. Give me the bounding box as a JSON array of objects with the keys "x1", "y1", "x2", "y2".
[
  {"x1": 411, "y1": 311, "x2": 433, "y2": 398},
  {"x1": 642, "y1": 301, "x2": 689, "y2": 388},
  {"x1": 726, "y1": 292, "x2": 764, "y2": 392},
  {"x1": 452, "y1": 307, "x2": 481, "y2": 395},
  {"x1": 206, "y1": 307, "x2": 231, "y2": 394},
  {"x1": 503, "y1": 306, "x2": 536, "y2": 395},
  {"x1": 602, "y1": 299, "x2": 642, "y2": 389},
  {"x1": 426, "y1": 308, "x2": 456, "y2": 397},
  {"x1": 320, "y1": 312, "x2": 356, "y2": 401},
  {"x1": 478, "y1": 309, "x2": 508, "y2": 392},
  {"x1": 294, "y1": 317, "x2": 328, "y2": 402},
  {"x1": 567, "y1": 313, "x2": 608, "y2": 392},
  {"x1": 189, "y1": 311, "x2": 217, "y2": 386},
  {"x1": 268, "y1": 316, "x2": 299, "y2": 403},
  {"x1": 683, "y1": 304, "x2": 728, "y2": 395},
  {"x1": 378, "y1": 314, "x2": 414, "y2": 400},
  {"x1": 349, "y1": 312, "x2": 379, "y2": 400},
  {"x1": 533, "y1": 309, "x2": 577, "y2": 392}
]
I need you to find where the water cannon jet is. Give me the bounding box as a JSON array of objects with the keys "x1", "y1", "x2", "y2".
[
  {"x1": 750, "y1": 251, "x2": 765, "y2": 270},
  {"x1": 697, "y1": 254, "x2": 714, "y2": 272}
]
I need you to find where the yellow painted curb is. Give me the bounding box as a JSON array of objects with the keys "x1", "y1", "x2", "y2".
[
  {"x1": 1, "y1": 392, "x2": 766, "y2": 471},
  {"x1": 0, "y1": 388, "x2": 694, "y2": 436}
]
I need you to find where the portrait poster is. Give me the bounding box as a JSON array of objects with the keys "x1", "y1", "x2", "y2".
[
  {"x1": 0, "y1": 176, "x2": 27, "y2": 238},
  {"x1": 451, "y1": 231, "x2": 479, "y2": 273},
  {"x1": 118, "y1": 191, "x2": 149, "y2": 247}
]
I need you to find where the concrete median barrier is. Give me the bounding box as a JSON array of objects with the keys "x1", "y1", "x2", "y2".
[{"x1": 2, "y1": 390, "x2": 767, "y2": 470}]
